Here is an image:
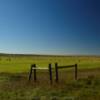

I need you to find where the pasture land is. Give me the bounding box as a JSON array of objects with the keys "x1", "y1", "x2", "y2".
[
  {"x1": 0, "y1": 54, "x2": 100, "y2": 100},
  {"x1": 0, "y1": 54, "x2": 100, "y2": 73}
]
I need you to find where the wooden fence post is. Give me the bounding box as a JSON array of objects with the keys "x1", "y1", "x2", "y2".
[
  {"x1": 75, "y1": 64, "x2": 77, "y2": 80},
  {"x1": 49, "y1": 64, "x2": 52, "y2": 84},
  {"x1": 33, "y1": 64, "x2": 37, "y2": 82},
  {"x1": 55, "y1": 63, "x2": 59, "y2": 83},
  {"x1": 29, "y1": 64, "x2": 33, "y2": 81}
]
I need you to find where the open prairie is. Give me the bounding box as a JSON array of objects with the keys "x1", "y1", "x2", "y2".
[
  {"x1": 0, "y1": 54, "x2": 100, "y2": 100},
  {"x1": 0, "y1": 54, "x2": 100, "y2": 73}
]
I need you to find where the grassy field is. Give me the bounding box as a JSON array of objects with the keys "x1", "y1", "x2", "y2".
[
  {"x1": 0, "y1": 54, "x2": 100, "y2": 100},
  {"x1": 0, "y1": 54, "x2": 100, "y2": 73}
]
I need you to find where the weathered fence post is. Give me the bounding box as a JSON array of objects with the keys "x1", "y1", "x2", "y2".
[
  {"x1": 33, "y1": 64, "x2": 37, "y2": 82},
  {"x1": 55, "y1": 63, "x2": 59, "y2": 83},
  {"x1": 29, "y1": 64, "x2": 34, "y2": 81},
  {"x1": 49, "y1": 64, "x2": 52, "y2": 84},
  {"x1": 75, "y1": 64, "x2": 77, "y2": 80},
  {"x1": 29, "y1": 64, "x2": 37, "y2": 81}
]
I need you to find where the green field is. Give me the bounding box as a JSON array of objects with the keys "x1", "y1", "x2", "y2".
[
  {"x1": 0, "y1": 54, "x2": 100, "y2": 100},
  {"x1": 0, "y1": 54, "x2": 100, "y2": 73}
]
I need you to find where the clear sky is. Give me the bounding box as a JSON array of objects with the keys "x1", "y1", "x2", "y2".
[{"x1": 0, "y1": 0, "x2": 100, "y2": 55}]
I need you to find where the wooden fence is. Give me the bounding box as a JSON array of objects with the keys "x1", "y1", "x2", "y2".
[
  {"x1": 55, "y1": 63, "x2": 78, "y2": 83},
  {"x1": 29, "y1": 64, "x2": 53, "y2": 84},
  {"x1": 29, "y1": 63, "x2": 78, "y2": 84}
]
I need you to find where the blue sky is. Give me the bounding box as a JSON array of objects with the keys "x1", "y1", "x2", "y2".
[{"x1": 0, "y1": 0, "x2": 100, "y2": 55}]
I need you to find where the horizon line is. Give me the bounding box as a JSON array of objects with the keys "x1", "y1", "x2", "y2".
[{"x1": 0, "y1": 52, "x2": 100, "y2": 57}]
